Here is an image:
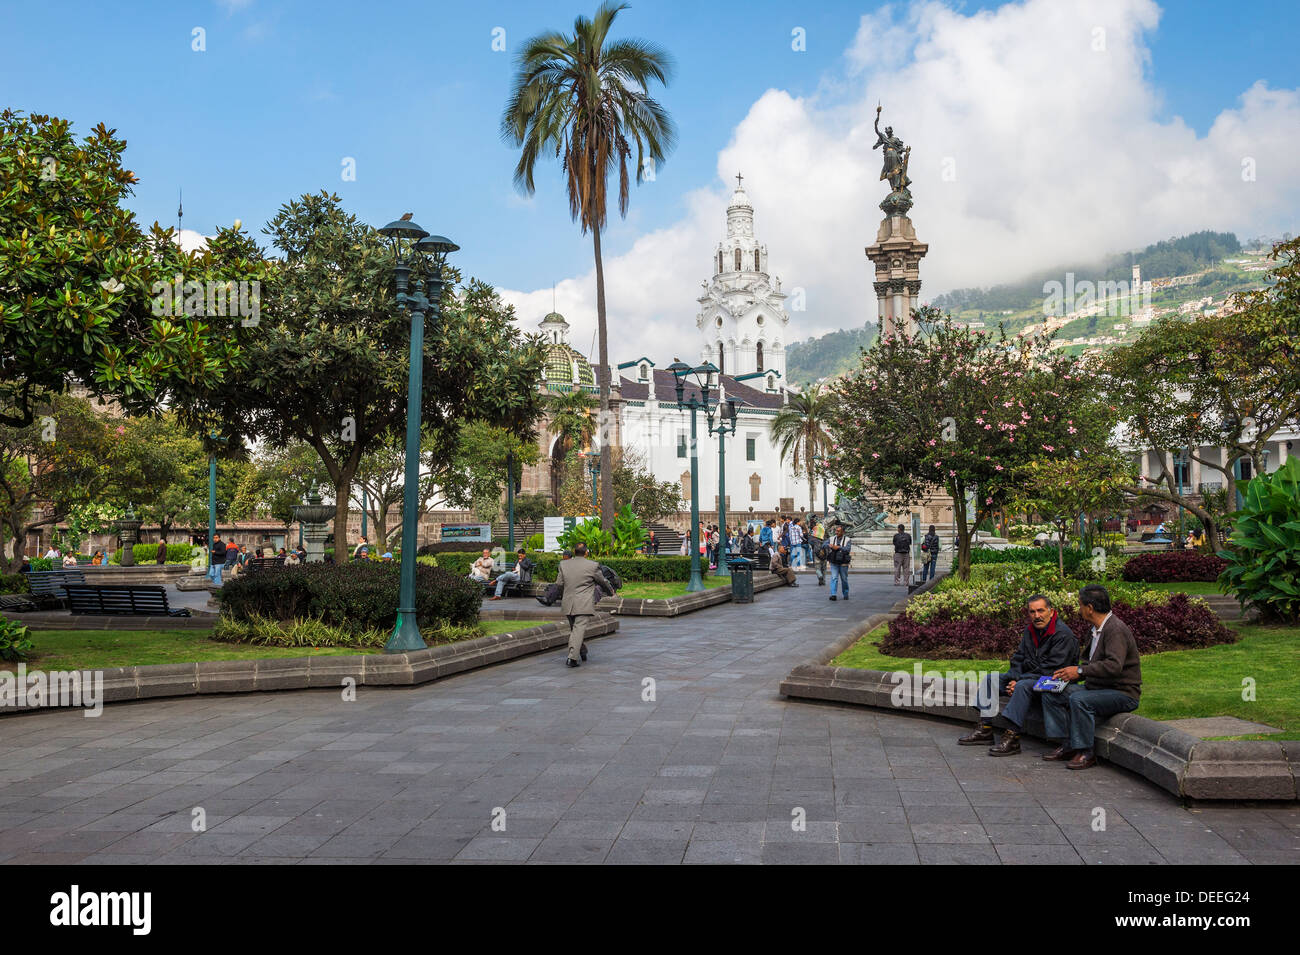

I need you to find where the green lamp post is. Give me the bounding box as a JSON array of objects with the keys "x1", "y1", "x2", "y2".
[
  {"x1": 205, "y1": 431, "x2": 227, "y2": 581},
  {"x1": 667, "y1": 360, "x2": 719, "y2": 593},
  {"x1": 581, "y1": 449, "x2": 601, "y2": 509},
  {"x1": 705, "y1": 395, "x2": 740, "y2": 578},
  {"x1": 377, "y1": 215, "x2": 458, "y2": 653}
]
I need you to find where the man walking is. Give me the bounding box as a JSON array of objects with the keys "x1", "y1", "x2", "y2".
[
  {"x1": 959, "y1": 594, "x2": 1077, "y2": 755},
  {"x1": 1042, "y1": 584, "x2": 1142, "y2": 770},
  {"x1": 808, "y1": 519, "x2": 827, "y2": 585},
  {"x1": 921, "y1": 525, "x2": 941, "y2": 581},
  {"x1": 788, "y1": 518, "x2": 805, "y2": 570},
  {"x1": 556, "y1": 542, "x2": 614, "y2": 667},
  {"x1": 892, "y1": 523, "x2": 912, "y2": 586}
]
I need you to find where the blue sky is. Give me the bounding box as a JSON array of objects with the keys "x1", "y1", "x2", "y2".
[{"x1": 4, "y1": 0, "x2": 1300, "y2": 352}]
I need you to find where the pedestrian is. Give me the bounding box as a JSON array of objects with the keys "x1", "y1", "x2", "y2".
[
  {"x1": 892, "y1": 522, "x2": 912, "y2": 586},
  {"x1": 224, "y1": 540, "x2": 241, "y2": 579},
  {"x1": 556, "y1": 542, "x2": 614, "y2": 667},
  {"x1": 921, "y1": 524, "x2": 941, "y2": 581},
  {"x1": 808, "y1": 519, "x2": 827, "y2": 585},
  {"x1": 156, "y1": 537, "x2": 169, "y2": 564},
  {"x1": 789, "y1": 518, "x2": 805, "y2": 570},
  {"x1": 679, "y1": 532, "x2": 689, "y2": 556},
  {"x1": 91, "y1": 550, "x2": 105, "y2": 566},
  {"x1": 353, "y1": 535, "x2": 371, "y2": 559},
  {"x1": 209, "y1": 535, "x2": 227, "y2": 584},
  {"x1": 285, "y1": 548, "x2": 300, "y2": 566},
  {"x1": 826, "y1": 521, "x2": 852, "y2": 600},
  {"x1": 709, "y1": 525, "x2": 721, "y2": 569}
]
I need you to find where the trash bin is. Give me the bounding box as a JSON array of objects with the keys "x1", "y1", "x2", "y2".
[{"x1": 729, "y1": 558, "x2": 755, "y2": 603}]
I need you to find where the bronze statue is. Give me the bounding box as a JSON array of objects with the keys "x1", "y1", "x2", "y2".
[{"x1": 873, "y1": 105, "x2": 913, "y2": 215}]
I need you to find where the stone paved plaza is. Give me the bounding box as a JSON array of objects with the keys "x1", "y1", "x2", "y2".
[{"x1": 1, "y1": 574, "x2": 1297, "y2": 864}]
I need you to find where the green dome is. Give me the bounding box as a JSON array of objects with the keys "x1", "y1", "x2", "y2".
[{"x1": 542, "y1": 342, "x2": 595, "y2": 386}]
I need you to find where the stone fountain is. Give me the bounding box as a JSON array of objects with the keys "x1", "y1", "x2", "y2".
[{"x1": 291, "y1": 488, "x2": 335, "y2": 563}]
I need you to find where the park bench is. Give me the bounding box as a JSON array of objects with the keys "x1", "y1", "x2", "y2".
[
  {"x1": 61, "y1": 584, "x2": 191, "y2": 617},
  {"x1": 245, "y1": 556, "x2": 285, "y2": 573},
  {"x1": 481, "y1": 558, "x2": 534, "y2": 598},
  {"x1": 25, "y1": 568, "x2": 87, "y2": 608}
]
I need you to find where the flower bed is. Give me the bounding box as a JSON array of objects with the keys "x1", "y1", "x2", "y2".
[{"x1": 1122, "y1": 550, "x2": 1227, "y2": 583}]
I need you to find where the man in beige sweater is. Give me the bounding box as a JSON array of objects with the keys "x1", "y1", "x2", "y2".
[{"x1": 1042, "y1": 584, "x2": 1142, "y2": 770}]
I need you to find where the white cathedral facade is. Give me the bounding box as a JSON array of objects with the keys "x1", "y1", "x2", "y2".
[{"x1": 525, "y1": 178, "x2": 832, "y2": 520}]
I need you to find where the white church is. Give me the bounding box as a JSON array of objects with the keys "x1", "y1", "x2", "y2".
[{"x1": 522, "y1": 178, "x2": 831, "y2": 519}]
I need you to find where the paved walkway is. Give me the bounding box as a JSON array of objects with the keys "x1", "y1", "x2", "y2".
[{"x1": 0, "y1": 572, "x2": 1295, "y2": 864}]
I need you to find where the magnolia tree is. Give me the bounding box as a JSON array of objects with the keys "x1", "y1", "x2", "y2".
[{"x1": 827, "y1": 308, "x2": 1112, "y2": 580}]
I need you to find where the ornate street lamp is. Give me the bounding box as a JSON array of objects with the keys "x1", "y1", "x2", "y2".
[
  {"x1": 377, "y1": 215, "x2": 458, "y2": 653},
  {"x1": 667, "y1": 360, "x2": 719, "y2": 592},
  {"x1": 581, "y1": 449, "x2": 601, "y2": 509},
  {"x1": 205, "y1": 431, "x2": 227, "y2": 581},
  {"x1": 705, "y1": 396, "x2": 740, "y2": 578}
]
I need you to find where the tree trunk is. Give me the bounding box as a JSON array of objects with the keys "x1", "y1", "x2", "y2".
[
  {"x1": 593, "y1": 226, "x2": 615, "y2": 532},
  {"x1": 953, "y1": 481, "x2": 971, "y2": 581}
]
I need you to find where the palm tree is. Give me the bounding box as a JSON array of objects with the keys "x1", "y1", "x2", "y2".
[
  {"x1": 501, "y1": 1, "x2": 675, "y2": 531},
  {"x1": 546, "y1": 388, "x2": 597, "y2": 503},
  {"x1": 771, "y1": 385, "x2": 837, "y2": 514}
]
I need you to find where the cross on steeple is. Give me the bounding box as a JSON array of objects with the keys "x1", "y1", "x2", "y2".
[{"x1": 735, "y1": 172, "x2": 744, "y2": 188}]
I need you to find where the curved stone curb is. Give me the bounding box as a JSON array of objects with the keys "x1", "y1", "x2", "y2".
[
  {"x1": 598, "y1": 572, "x2": 785, "y2": 616},
  {"x1": 1, "y1": 615, "x2": 618, "y2": 716}
]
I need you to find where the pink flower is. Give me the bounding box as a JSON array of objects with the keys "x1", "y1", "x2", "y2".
[
  {"x1": 871, "y1": 452, "x2": 879, "y2": 458},
  {"x1": 1042, "y1": 445, "x2": 1055, "y2": 452},
  {"x1": 995, "y1": 465, "x2": 1004, "y2": 471}
]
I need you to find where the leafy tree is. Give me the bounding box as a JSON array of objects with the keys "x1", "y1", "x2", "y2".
[
  {"x1": 175, "y1": 192, "x2": 545, "y2": 563},
  {"x1": 0, "y1": 110, "x2": 258, "y2": 426},
  {"x1": 502, "y1": 1, "x2": 676, "y2": 532},
  {"x1": 1102, "y1": 237, "x2": 1300, "y2": 543},
  {"x1": 1219, "y1": 456, "x2": 1300, "y2": 623},
  {"x1": 437, "y1": 421, "x2": 541, "y2": 524},
  {"x1": 827, "y1": 308, "x2": 1110, "y2": 580},
  {"x1": 771, "y1": 383, "x2": 836, "y2": 515}
]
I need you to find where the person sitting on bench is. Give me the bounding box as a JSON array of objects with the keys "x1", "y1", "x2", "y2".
[
  {"x1": 769, "y1": 544, "x2": 798, "y2": 587},
  {"x1": 959, "y1": 593, "x2": 1077, "y2": 756},
  {"x1": 1041, "y1": 584, "x2": 1142, "y2": 770},
  {"x1": 469, "y1": 549, "x2": 495, "y2": 584},
  {"x1": 488, "y1": 549, "x2": 533, "y2": 600}
]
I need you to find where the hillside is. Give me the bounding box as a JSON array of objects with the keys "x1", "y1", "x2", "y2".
[{"x1": 785, "y1": 325, "x2": 876, "y2": 386}]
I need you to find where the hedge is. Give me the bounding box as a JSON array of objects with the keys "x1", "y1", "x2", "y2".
[
  {"x1": 422, "y1": 551, "x2": 694, "y2": 582},
  {"x1": 112, "y1": 543, "x2": 197, "y2": 564},
  {"x1": 1122, "y1": 550, "x2": 1227, "y2": 583},
  {"x1": 881, "y1": 594, "x2": 1235, "y2": 659},
  {"x1": 0, "y1": 573, "x2": 29, "y2": 595},
  {"x1": 416, "y1": 540, "x2": 507, "y2": 556},
  {"x1": 218, "y1": 562, "x2": 480, "y2": 633},
  {"x1": 970, "y1": 546, "x2": 1084, "y2": 573}
]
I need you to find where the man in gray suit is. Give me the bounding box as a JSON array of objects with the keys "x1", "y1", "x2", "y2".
[{"x1": 556, "y1": 543, "x2": 614, "y2": 667}]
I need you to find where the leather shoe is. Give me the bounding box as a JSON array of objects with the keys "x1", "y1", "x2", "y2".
[
  {"x1": 580, "y1": 643, "x2": 588, "y2": 661},
  {"x1": 987, "y1": 729, "x2": 1021, "y2": 756},
  {"x1": 1067, "y1": 751, "x2": 1097, "y2": 770},
  {"x1": 829, "y1": 595, "x2": 837, "y2": 601},
  {"x1": 1042, "y1": 745, "x2": 1076, "y2": 762},
  {"x1": 957, "y1": 725, "x2": 995, "y2": 746},
  {"x1": 488, "y1": 595, "x2": 502, "y2": 600},
  {"x1": 565, "y1": 658, "x2": 580, "y2": 668}
]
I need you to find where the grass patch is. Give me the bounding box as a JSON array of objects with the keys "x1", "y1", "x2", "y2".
[
  {"x1": 616, "y1": 578, "x2": 732, "y2": 600},
  {"x1": 831, "y1": 621, "x2": 1299, "y2": 739},
  {"x1": 1132, "y1": 580, "x2": 1225, "y2": 595},
  {"x1": 22, "y1": 619, "x2": 553, "y2": 669}
]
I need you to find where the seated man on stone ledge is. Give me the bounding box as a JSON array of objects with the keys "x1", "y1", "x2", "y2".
[
  {"x1": 1041, "y1": 584, "x2": 1142, "y2": 770},
  {"x1": 958, "y1": 594, "x2": 1077, "y2": 756}
]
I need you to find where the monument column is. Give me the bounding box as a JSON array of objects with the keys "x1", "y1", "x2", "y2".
[{"x1": 864, "y1": 105, "x2": 928, "y2": 337}]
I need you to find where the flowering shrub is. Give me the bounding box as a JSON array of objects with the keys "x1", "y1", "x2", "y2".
[{"x1": 1122, "y1": 550, "x2": 1227, "y2": 583}]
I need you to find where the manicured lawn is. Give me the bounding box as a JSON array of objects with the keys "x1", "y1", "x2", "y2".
[
  {"x1": 616, "y1": 578, "x2": 732, "y2": 600},
  {"x1": 1126, "y1": 580, "x2": 1226, "y2": 595},
  {"x1": 20, "y1": 619, "x2": 551, "y2": 670},
  {"x1": 832, "y1": 622, "x2": 1298, "y2": 739}
]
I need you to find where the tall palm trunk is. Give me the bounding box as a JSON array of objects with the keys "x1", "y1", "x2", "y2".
[{"x1": 594, "y1": 225, "x2": 614, "y2": 530}]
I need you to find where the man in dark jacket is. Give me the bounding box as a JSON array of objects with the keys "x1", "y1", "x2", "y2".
[
  {"x1": 921, "y1": 526, "x2": 941, "y2": 581},
  {"x1": 891, "y1": 523, "x2": 912, "y2": 586},
  {"x1": 959, "y1": 594, "x2": 1078, "y2": 756},
  {"x1": 1042, "y1": 584, "x2": 1142, "y2": 769},
  {"x1": 209, "y1": 535, "x2": 227, "y2": 585}
]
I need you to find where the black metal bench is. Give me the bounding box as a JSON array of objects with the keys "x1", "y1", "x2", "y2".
[
  {"x1": 245, "y1": 557, "x2": 285, "y2": 573},
  {"x1": 25, "y1": 569, "x2": 87, "y2": 607},
  {"x1": 481, "y1": 559, "x2": 534, "y2": 598},
  {"x1": 62, "y1": 584, "x2": 192, "y2": 617}
]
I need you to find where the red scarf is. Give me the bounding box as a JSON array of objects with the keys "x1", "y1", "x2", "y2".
[{"x1": 1027, "y1": 610, "x2": 1058, "y2": 647}]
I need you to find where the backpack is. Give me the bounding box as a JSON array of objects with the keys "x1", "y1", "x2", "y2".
[
  {"x1": 598, "y1": 564, "x2": 623, "y2": 592},
  {"x1": 536, "y1": 582, "x2": 563, "y2": 606}
]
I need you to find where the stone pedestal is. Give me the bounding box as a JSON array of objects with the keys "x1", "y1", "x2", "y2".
[{"x1": 865, "y1": 215, "x2": 928, "y2": 337}]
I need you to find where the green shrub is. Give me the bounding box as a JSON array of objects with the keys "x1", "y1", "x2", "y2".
[
  {"x1": 111, "y1": 543, "x2": 196, "y2": 564},
  {"x1": 27, "y1": 557, "x2": 53, "y2": 571},
  {"x1": 421, "y1": 550, "x2": 693, "y2": 582},
  {"x1": 0, "y1": 619, "x2": 34, "y2": 662},
  {"x1": 0, "y1": 573, "x2": 29, "y2": 595},
  {"x1": 1219, "y1": 457, "x2": 1300, "y2": 622},
  {"x1": 416, "y1": 540, "x2": 506, "y2": 556},
  {"x1": 522, "y1": 532, "x2": 544, "y2": 551},
  {"x1": 218, "y1": 562, "x2": 480, "y2": 633},
  {"x1": 214, "y1": 613, "x2": 389, "y2": 648},
  {"x1": 969, "y1": 546, "x2": 1084, "y2": 573}
]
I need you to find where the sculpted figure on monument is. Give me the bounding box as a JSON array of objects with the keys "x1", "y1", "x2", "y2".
[
  {"x1": 824, "y1": 494, "x2": 890, "y2": 535},
  {"x1": 873, "y1": 105, "x2": 912, "y2": 193}
]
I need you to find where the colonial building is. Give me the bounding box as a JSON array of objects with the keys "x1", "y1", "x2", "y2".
[{"x1": 519, "y1": 179, "x2": 831, "y2": 519}]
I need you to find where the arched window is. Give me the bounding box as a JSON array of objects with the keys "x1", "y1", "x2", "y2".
[
  {"x1": 734, "y1": 248, "x2": 742, "y2": 271},
  {"x1": 767, "y1": 375, "x2": 775, "y2": 391},
  {"x1": 754, "y1": 249, "x2": 761, "y2": 271},
  {"x1": 756, "y1": 341, "x2": 764, "y2": 372},
  {"x1": 717, "y1": 250, "x2": 723, "y2": 274},
  {"x1": 717, "y1": 342, "x2": 725, "y2": 375},
  {"x1": 639, "y1": 363, "x2": 649, "y2": 381}
]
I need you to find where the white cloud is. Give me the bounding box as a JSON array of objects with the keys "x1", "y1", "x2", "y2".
[{"x1": 500, "y1": 0, "x2": 1300, "y2": 364}]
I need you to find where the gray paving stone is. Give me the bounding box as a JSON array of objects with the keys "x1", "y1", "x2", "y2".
[{"x1": 0, "y1": 574, "x2": 1284, "y2": 865}]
